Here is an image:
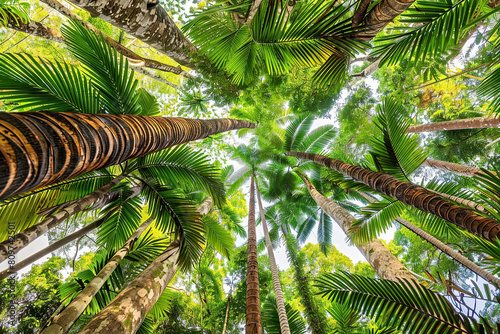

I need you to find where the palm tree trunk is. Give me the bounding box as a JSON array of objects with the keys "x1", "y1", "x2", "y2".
[
  {"x1": 64, "y1": 0, "x2": 196, "y2": 67},
  {"x1": 421, "y1": 159, "x2": 483, "y2": 177},
  {"x1": 425, "y1": 188, "x2": 487, "y2": 213},
  {"x1": 254, "y1": 179, "x2": 290, "y2": 334},
  {"x1": 287, "y1": 151, "x2": 500, "y2": 242},
  {"x1": 221, "y1": 291, "x2": 232, "y2": 334},
  {"x1": 0, "y1": 218, "x2": 103, "y2": 280},
  {"x1": 42, "y1": 217, "x2": 154, "y2": 334},
  {"x1": 283, "y1": 232, "x2": 328, "y2": 334},
  {"x1": 77, "y1": 242, "x2": 180, "y2": 334},
  {"x1": 295, "y1": 171, "x2": 415, "y2": 282},
  {"x1": 358, "y1": 191, "x2": 500, "y2": 287},
  {"x1": 0, "y1": 175, "x2": 125, "y2": 262},
  {"x1": 0, "y1": 112, "x2": 255, "y2": 200},
  {"x1": 407, "y1": 117, "x2": 499, "y2": 133},
  {"x1": 246, "y1": 173, "x2": 262, "y2": 334}
]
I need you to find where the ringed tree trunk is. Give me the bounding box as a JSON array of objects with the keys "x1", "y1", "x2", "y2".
[
  {"x1": 41, "y1": 217, "x2": 154, "y2": 334},
  {"x1": 0, "y1": 217, "x2": 103, "y2": 280},
  {"x1": 296, "y1": 171, "x2": 415, "y2": 282},
  {"x1": 64, "y1": 0, "x2": 196, "y2": 67},
  {"x1": 287, "y1": 151, "x2": 500, "y2": 242},
  {"x1": 246, "y1": 173, "x2": 262, "y2": 334},
  {"x1": 407, "y1": 117, "x2": 499, "y2": 133},
  {"x1": 421, "y1": 159, "x2": 484, "y2": 178},
  {"x1": 254, "y1": 179, "x2": 290, "y2": 334},
  {"x1": 0, "y1": 175, "x2": 126, "y2": 263},
  {"x1": 0, "y1": 112, "x2": 255, "y2": 200},
  {"x1": 358, "y1": 192, "x2": 500, "y2": 287}
]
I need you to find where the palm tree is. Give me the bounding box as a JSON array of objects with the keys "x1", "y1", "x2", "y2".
[
  {"x1": 0, "y1": 21, "x2": 255, "y2": 201},
  {"x1": 407, "y1": 116, "x2": 500, "y2": 133}
]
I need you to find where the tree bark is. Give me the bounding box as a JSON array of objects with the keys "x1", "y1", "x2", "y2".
[
  {"x1": 41, "y1": 217, "x2": 154, "y2": 334},
  {"x1": 0, "y1": 112, "x2": 255, "y2": 200},
  {"x1": 64, "y1": 0, "x2": 196, "y2": 67},
  {"x1": 6, "y1": 16, "x2": 64, "y2": 43},
  {"x1": 407, "y1": 117, "x2": 499, "y2": 133},
  {"x1": 287, "y1": 151, "x2": 500, "y2": 242},
  {"x1": 77, "y1": 242, "x2": 180, "y2": 334},
  {"x1": 421, "y1": 159, "x2": 484, "y2": 178},
  {"x1": 221, "y1": 291, "x2": 232, "y2": 334},
  {"x1": 0, "y1": 218, "x2": 103, "y2": 280},
  {"x1": 426, "y1": 188, "x2": 487, "y2": 213},
  {"x1": 0, "y1": 175, "x2": 125, "y2": 263},
  {"x1": 296, "y1": 171, "x2": 415, "y2": 282},
  {"x1": 254, "y1": 179, "x2": 290, "y2": 334},
  {"x1": 246, "y1": 173, "x2": 262, "y2": 334}
]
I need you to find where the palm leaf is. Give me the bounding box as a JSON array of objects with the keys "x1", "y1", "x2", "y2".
[
  {"x1": 125, "y1": 228, "x2": 169, "y2": 262},
  {"x1": 327, "y1": 302, "x2": 361, "y2": 334},
  {"x1": 262, "y1": 295, "x2": 308, "y2": 334},
  {"x1": 0, "y1": 0, "x2": 29, "y2": 27},
  {"x1": 136, "y1": 88, "x2": 160, "y2": 116},
  {"x1": 203, "y1": 213, "x2": 235, "y2": 259}
]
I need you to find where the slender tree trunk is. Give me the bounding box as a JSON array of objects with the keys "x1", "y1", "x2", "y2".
[
  {"x1": 246, "y1": 173, "x2": 262, "y2": 334},
  {"x1": 0, "y1": 218, "x2": 103, "y2": 280},
  {"x1": 0, "y1": 112, "x2": 255, "y2": 200},
  {"x1": 295, "y1": 171, "x2": 415, "y2": 281},
  {"x1": 38, "y1": 0, "x2": 192, "y2": 77},
  {"x1": 407, "y1": 117, "x2": 499, "y2": 133},
  {"x1": 42, "y1": 217, "x2": 154, "y2": 334},
  {"x1": 287, "y1": 151, "x2": 500, "y2": 242},
  {"x1": 425, "y1": 188, "x2": 487, "y2": 213},
  {"x1": 77, "y1": 242, "x2": 180, "y2": 334},
  {"x1": 246, "y1": 0, "x2": 264, "y2": 25},
  {"x1": 221, "y1": 291, "x2": 232, "y2": 334},
  {"x1": 254, "y1": 179, "x2": 290, "y2": 334},
  {"x1": 64, "y1": 0, "x2": 196, "y2": 67},
  {"x1": 421, "y1": 159, "x2": 484, "y2": 177},
  {"x1": 284, "y1": 232, "x2": 328, "y2": 334},
  {"x1": 358, "y1": 191, "x2": 500, "y2": 287},
  {"x1": 0, "y1": 175, "x2": 125, "y2": 262}
]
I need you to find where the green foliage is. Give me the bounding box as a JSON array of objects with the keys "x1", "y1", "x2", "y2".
[
  {"x1": 0, "y1": 0, "x2": 29, "y2": 27},
  {"x1": 262, "y1": 295, "x2": 307, "y2": 334}
]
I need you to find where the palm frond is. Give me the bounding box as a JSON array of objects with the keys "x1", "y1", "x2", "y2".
[
  {"x1": 0, "y1": 53, "x2": 99, "y2": 113},
  {"x1": 204, "y1": 213, "x2": 235, "y2": 259},
  {"x1": 477, "y1": 65, "x2": 500, "y2": 115},
  {"x1": 61, "y1": 20, "x2": 141, "y2": 115},
  {"x1": 327, "y1": 302, "x2": 361, "y2": 334},
  {"x1": 318, "y1": 210, "x2": 333, "y2": 254},
  {"x1": 475, "y1": 168, "x2": 500, "y2": 220},
  {"x1": 136, "y1": 88, "x2": 160, "y2": 116},
  {"x1": 316, "y1": 272, "x2": 477, "y2": 334},
  {"x1": 284, "y1": 115, "x2": 314, "y2": 152},
  {"x1": 262, "y1": 295, "x2": 308, "y2": 334},
  {"x1": 125, "y1": 228, "x2": 168, "y2": 262},
  {"x1": 296, "y1": 125, "x2": 337, "y2": 154},
  {"x1": 0, "y1": 1, "x2": 29, "y2": 27}
]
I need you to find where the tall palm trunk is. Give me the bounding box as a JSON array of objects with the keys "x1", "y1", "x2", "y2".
[
  {"x1": 42, "y1": 217, "x2": 154, "y2": 334},
  {"x1": 246, "y1": 173, "x2": 262, "y2": 334},
  {"x1": 254, "y1": 179, "x2": 290, "y2": 334},
  {"x1": 407, "y1": 117, "x2": 499, "y2": 133},
  {"x1": 296, "y1": 171, "x2": 415, "y2": 281},
  {"x1": 221, "y1": 291, "x2": 232, "y2": 334},
  {"x1": 284, "y1": 232, "x2": 328, "y2": 334},
  {"x1": 0, "y1": 175, "x2": 125, "y2": 263},
  {"x1": 0, "y1": 218, "x2": 103, "y2": 280},
  {"x1": 64, "y1": 0, "x2": 196, "y2": 67},
  {"x1": 358, "y1": 192, "x2": 500, "y2": 287},
  {"x1": 287, "y1": 151, "x2": 500, "y2": 242},
  {"x1": 77, "y1": 242, "x2": 180, "y2": 334},
  {"x1": 0, "y1": 112, "x2": 255, "y2": 200},
  {"x1": 426, "y1": 188, "x2": 487, "y2": 213},
  {"x1": 422, "y1": 159, "x2": 484, "y2": 177}
]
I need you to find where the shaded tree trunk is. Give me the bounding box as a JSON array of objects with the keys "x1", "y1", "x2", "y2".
[
  {"x1": 77, "y1": 242, "x2": 180, "y2": 334},
  {"x1": 0, "y1": 175, "x2": 125, "y2": 262},
  {"x1": 0, "y1": 112, "x2": 255, "y2": 200},
  {"x1": 407, "y1": 117, "x2": 499, "y2": 133},
  {"x1": 284, "y1": 232, "x2": 328, "y2": 334},
  {"x1": 222, "y1": 291, "x2": 232, "y2": 334},
  {"x1": 246, "y1": 173, "x2": 262, "y2": 334},
  {"x1": 296, "y1": 171, "x2": 415, "y2": 281},
  {"x1": 254, "y1": 179, "x2": 290, "y2": 334},
  {"x1": 287, "y1": 151, "x2": 500, "y2": 242},
  {"x1": 422, "y1": 158, "x2": 484, "y2": 177},
  {"x1": 0, "y1": 218, "x2": 103, "y2": 279},
  {"x1": 64, "y1": 0, "x2": 196, "y2": 67}
]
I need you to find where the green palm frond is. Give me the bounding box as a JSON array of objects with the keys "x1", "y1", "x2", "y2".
[
  {"x1": 296, "y1": 213, "x2": 317, "y2": 244},
  {"x1": 470, "y1": 235, "x2": 500, "y2": 275},
  {"x1": 137, "y1": 316, "x2": 155, "y2": 334},
  {"x1": 140, "y1": 178, "x2": 205, "y2": 270},
  {"x1": 372, "y1": 0, "x2": 484, "y2": 67},
  {"x1": 136, "y1": 88, "x2": 160, "y2": 116},
  {"x1": 125, "y1": 228, "x2": 168, "y2": 262},
  {"x1": 284, "y1": 115, "x2": 314, "y2": 152},
  {"x1": 61, "y1": 20, "x2": 141, "y2": 115},
  {"x1": 477, "y1": 64, "x2": 500, "y2": 115},
  {"x1": 327, "y1": 302, "x2": 361, "y2": 334},
  {"x1": 316, "y1": 272, "x2": 479, "y2": 334},
  {"x1": 370, "y1": 97, "x2": 427, "y2": 181},
  {"x1": 0, "y1": 53, "x2": 99, "y2": 113},
  {"x1": 262, "y1": 295, "x2": 308, "y2": 334},
  {"x1": 203, "y1": 213, "x2": 235, "y2": 259},
  {"x1": 132, "y1": 144, "x2": 226, "y2": 207},
  {"x1": 148, "y1": 289, "x2": 173, "y2": 319},
  {"x1": 318, "y1": 210, "x2": 333, "y2": 254},
  {"x1": 297, "y1": 125, "x2": 337, "y2": 154},
  {"x1": 0, "y1": 1, "x2": 29, "y2": 27},
  {"x1": 475, "y1": 168, "x2": 500, "y2": 220}
]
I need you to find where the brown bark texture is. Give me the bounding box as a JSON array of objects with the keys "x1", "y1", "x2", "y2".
[
  {"x1": 6, "y1": 16, "x2": 64, "y2": 42},
  {"x1": 42, "y1": 218, "x2": 154, "y2": 334},
  {"x1": 255, "y1": 180, "x2": 290, "y2": 334},
  {"x1": 246, "y1": 174, "x2": 262, "y2": 334},
  {"x1": 351, "y1": 0, "x2": 372, "y2": 27},
  {"x1": 296, "y1": 171, "x2": 415, "y2": 281},
  {"x1": 222, "y1": 291, "x2": 232, "y2": 334},
  {"x1": 39, "y1": 0, "x2": 192, "y2": 77},
  {"x1": 77, "y1": 243, "x2": 180, "y2": 334},
  {"x1": 0, "y1": 218, "x2": 102, "y2": 280},
  {"x1": 288, "y1": 151, "x2": 500, "y2": 242},
  {"x1": 422, "y1": 159, "x2": 483, "y2": 177},
  {"x1": 0, "y1": 112, "x2": 255, "y2": 200},
  {"x1": 0, "y1": 176, "x2": 125, "y2": 263},
  {"x1": 407, "y1": 117, "x2": 499, "y2": 133},
  {"x1": 427, "y1": 188, "x2": 487, "y2": 213},
  {"x1": 65, "y1": 0, "x2": 196, "y2": 67}
]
